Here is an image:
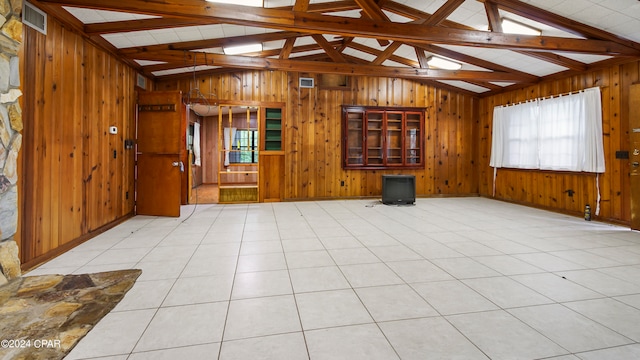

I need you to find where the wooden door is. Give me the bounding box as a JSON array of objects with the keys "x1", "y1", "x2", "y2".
[
  {"x1": 136, "y1": 91, "x2": 183, "y2": 217},
  {"x1": 631, "y1": 84, "x2": 640, "y2": 230}
]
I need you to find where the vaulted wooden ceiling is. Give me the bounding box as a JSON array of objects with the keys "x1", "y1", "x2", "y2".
[{"x1": 32, "y1": 0, "x2": 640, "y2": 96}]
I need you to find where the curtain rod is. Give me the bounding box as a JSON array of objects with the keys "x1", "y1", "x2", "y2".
[{"x1": 500, "y1": 86, "x2": 605, "y2": 108}]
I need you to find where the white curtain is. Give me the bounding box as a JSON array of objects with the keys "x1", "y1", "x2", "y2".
[
  {"x1": 490, "y1": 100, "x2": 539, "y2": 169},
  {"x1": 193, "y1": 122, "x2": 201, "y2": 166},
  {"x1": 490, "y1": 87, "x2": 604, "y2": 173},
  {"x1": 582, "y1": 87, "x2": 605, "y2": 173},
  {"x1": 223, "y1": 127, "x2": 237, "y2": 167},
  {"x1": 537, "y1": 88, "x2": 604, "y2": 172}
]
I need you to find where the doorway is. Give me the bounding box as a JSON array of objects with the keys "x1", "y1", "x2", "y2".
[
  {"x1": 187, "y1": 101, "x2": 285, "y2": 204},
  {"x1": 187, "y1": 104, "x2": 260, "y2": 204}
]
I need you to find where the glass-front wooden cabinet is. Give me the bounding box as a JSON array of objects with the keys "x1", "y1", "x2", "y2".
[{"x1": 342, "y1": 106, "x2": 424, "y2": 169}]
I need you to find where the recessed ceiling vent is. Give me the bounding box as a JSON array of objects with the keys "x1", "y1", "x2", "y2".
[
  {"x1": 299, "y1": 77, "x2": 314, "y2": 88},
  {"x1": 23, "y1": 2, "x2": 47, "y2": 35}
]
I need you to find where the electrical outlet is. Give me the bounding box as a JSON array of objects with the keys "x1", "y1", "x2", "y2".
[{"x1": 340, "y1": 180, "x2": 345, "y2": 186}]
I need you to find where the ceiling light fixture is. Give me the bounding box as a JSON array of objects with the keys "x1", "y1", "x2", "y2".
[
  {"x1": 501, "y1": 18, "x2": 542, "y2": 36},
  {"x1": 223, "y1": 43, "x2": 263, "y2": 55},
  {"x1": 426, "y1": 56, "x2": 462, "y2": 71},
  {"x1": 206, "y1": 0, "x2": 263, "y2": 7}
]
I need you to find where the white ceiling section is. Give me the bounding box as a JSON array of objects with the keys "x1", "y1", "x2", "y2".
[{"x1": 39, "y1": 0, "x2": 640, "y2": 96}]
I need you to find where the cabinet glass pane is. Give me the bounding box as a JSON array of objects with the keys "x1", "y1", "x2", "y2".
[
  {"x1": 346, "y1": 111, "x2": 364, "y2": 165},
  {"x1": 386, "y1": 112, "x2": 403, "y2": 165},
  {"x1": 405, "y1": 112, "x2": 421, "y2": 164},
  {"x1": 366, "y1": 112, "x2": 383, "y2": 165}
]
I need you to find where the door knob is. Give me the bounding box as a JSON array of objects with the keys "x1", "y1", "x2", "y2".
[
  {"x1": 633, "y1": 162, "x2": 640, "y2": 168},
  {"x1": 172, "y1": 161, "x2": 185, "y2": 172}
]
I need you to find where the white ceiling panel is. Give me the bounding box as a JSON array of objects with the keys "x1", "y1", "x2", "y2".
[
  {"x1": 438, "y1": 80, "x2": 491, "y2": 93},
  {"x1": 63, "y1": 7, "x2": 158, "y2": 23}
]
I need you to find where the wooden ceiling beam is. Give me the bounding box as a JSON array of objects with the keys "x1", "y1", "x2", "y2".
[
  {"x1": 415, "y1": 48, "x2": 429, "y2": 69},
  {"x1": 354, "y1": 0, "x2": 391, "y2": 22},
  {"x1": 30, "y1": 1, "x2": 145, "y2": 72},
  {"x1": 367, "y1": 0, "x2": 462, "y2": 65},
  {"x1": 133, "y1": 50, "x2": 528, "y2": 82},
  {"x1": 517, "y1": 51, "x2": 588, "y2": 72},
  {"x1": 292, "y1": 0, "x2": 310, "y2": 12},
  {"x1": 84, "y1": 1, "x2": 361, "y2": 35},
  {"x1": 279, "y1": 38, "x2": 297, "y2": 60},
  {"x1": 282, "y1": 0, "x2": 360, "y2": 13},
  {"x1": 423, "y1": 0, "x2": 466, "y2": 26},
  {"x1": 37, "y1": 0, "x2": 640, "y2": 55},
  {"x1": 312, "y1": 34, "x2": 348, "y2": 63},
  {"x1": 142, "y1": 41, "x2": 342, "y2": 72},
  {"x1": 480, "y1": 0, "x2": 640, "y2": 52},
  {"x1": 336, "y1": 37, "x2": 355, "y2": 52},
  {"x1": 372, "y1": 41, "x2": 403, "y2": 66},
  {"x1": 483, "y1": 1, "x2": 588, "y2": 72},
  {"x1": 483, "y1": 1, "x2": 502, "y2": 32},
  {"x1": 267, "y1": 40, "x2": 343, "y2": 57},
  {"x1": 382, "y1": 1, "x2": 477, "y2": 29},
  {"x1": 84, "y1": 17, "x2": 218, "y2": 34},
  {"x1": 466, "y1": 80, "x2": 502, "y2": 91},
  {"x1": 353, "y1": 0, "x2": 391, "y2": 47},
  {"x1": 413, "y1": 43, "x2": 539, "y2": 82},
  {"x1": 349, "y1": 42, "x2": 419, "y2": 68},
  {"x1": 119, "y1": 31, "x2": 302, "y2": 55}
]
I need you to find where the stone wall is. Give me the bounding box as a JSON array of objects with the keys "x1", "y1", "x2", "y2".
[{"x1": 0, "y1": 0, "x2": 22, "y2": 285}]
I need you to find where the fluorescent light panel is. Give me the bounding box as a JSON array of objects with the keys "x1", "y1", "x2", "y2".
[
  {"x1": 427, "y1": 56, "x2": 462, "y2": 70},
  {"x1": 501, "y1": 18, "x2": 541, "y2": 36},
  {"x1": 206, "y1": 0, "x2": 263, "y2": 7},
  {"x1": 223, "y1": 43, "x2": 263, "y2": 55}
]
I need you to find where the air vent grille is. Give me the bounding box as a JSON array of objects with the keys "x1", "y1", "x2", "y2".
[
  {"x1": 23, "y1": 2, "x2": 47, "y2": 35},
  {"x1": 299, "y1": 77, "x2": 314, "y2": 88}
]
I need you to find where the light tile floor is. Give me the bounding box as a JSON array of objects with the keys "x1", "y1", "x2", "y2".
[{"x1": 27, "y1": 197, "x2": 640, "y2": 360}]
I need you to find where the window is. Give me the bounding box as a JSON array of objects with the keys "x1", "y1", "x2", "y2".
[
  {"x1": 490, "y1": 87, "x2": 605, "y2": 173},
  {"x1": 342, "y1": 106, "x2": 424, "y2": 169},
  {"x1": 230, "y1": 129, "x2": 259, "y2": 164}
]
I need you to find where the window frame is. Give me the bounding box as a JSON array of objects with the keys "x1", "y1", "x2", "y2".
[{"x1": 230, "y1": 129, "x2": 259, "y2": 164}]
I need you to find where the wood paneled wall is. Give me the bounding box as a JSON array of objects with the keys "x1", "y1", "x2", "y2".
[
  {"x1": 20, "y1": 20, "x2": 137, "y2": 267},
  {"x1": 157, "y1": 71, "x2": 479, "y2": 200},
  {"x1": 478, "y1": 61, "x2": 639, "y2": 224},
  {"x1": 20, "y1": 19, "x2": 635, "y2": 271}
]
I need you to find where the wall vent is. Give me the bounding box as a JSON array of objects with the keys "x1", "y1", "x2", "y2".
[
  {"x1": 136, "y1": 73, "x2": 147, "y2": 89},
  {"x1": 299, "y1": 77, "x2": 314, "y2": 88},
  {"x1": 23, "y1": 2, "x2": 47, "y2": 35}
]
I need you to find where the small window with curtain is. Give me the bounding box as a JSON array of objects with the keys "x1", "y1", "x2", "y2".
[{"x1": 230, "y1": 129, "x2": 259, "y2": 164}]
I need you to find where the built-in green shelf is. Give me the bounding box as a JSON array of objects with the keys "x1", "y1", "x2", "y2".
[{"x1": 264, "y1": 108, "x2": 283, "y2": 151}]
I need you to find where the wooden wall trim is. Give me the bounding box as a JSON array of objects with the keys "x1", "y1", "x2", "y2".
[{"x1": 20, "y1": 212, "x2": 134, "y2": 271}]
